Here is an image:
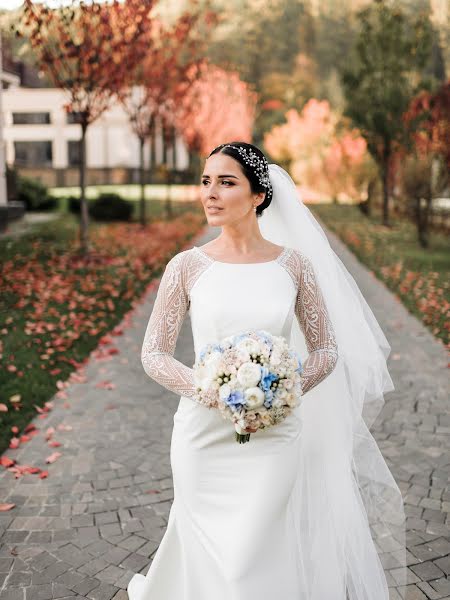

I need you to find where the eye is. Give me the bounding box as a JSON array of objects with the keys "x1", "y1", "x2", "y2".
[{"x1": 201, "y1": 180, "x2": 234, "y2": 186}]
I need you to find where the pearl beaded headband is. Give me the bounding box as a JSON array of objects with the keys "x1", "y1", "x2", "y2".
[{"x1": 221, "y1": 144, "x2": 271, "y2": 190}]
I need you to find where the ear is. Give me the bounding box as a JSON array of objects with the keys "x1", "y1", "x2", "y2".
[{"x1": 254, "y1": 191, "x2": 265, "y2": 206}]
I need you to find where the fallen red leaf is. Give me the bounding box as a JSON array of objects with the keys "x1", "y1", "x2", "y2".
[
  {"x1": 39, "y1": 470, "x2": 49, "y2": 479},
  {"x1": 0, "y1": 457, "x2": 15, "y2": 468},
  {"x1": 0, "y1": 403, "x2": 8, "y2": 412},
  {"x1": 45, "y1": 451, "x2": 62, "y2": 464},
  {"x1": 48, "y1": 440, "x2": 62, "y2": 447},
  {"x1": 95, "y1": 380, "x2": 116, "y2": 389},
  {"x1": 9, "y1": 437, "x2": 20, "y2": 449},
  {"x1": 0, "y1": 504, "x2": 15, "y2": 511},
  {"x1": 24, "y1": 424, "x2": 37, "y2": 434}
]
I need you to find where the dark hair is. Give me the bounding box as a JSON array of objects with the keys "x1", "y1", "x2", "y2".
[{"x1": 207, "y1": 142, "x2": 273, "y2": 218}]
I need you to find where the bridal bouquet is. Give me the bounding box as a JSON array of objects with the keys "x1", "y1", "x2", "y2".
[{"x1": 193, "y1": 329, "x2": 303, "y2": 443}]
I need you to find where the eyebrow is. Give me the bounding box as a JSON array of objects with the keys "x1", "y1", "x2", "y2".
[{"x1": 201, "y1": 174, "x2": 239, "y2": 179}]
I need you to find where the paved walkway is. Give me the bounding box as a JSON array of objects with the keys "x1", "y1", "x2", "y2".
[
  {"x1": 0, "y1": 223, "x2": 448, "y2": 600},
  {"x1": 0, "y1": 212, "x2": 60, "y2": 240}
]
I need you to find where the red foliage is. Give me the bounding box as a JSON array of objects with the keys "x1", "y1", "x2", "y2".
[
  {"x1": 404, "y1": 80, "x2": 450, "y2": 167},
  {"x1": 17, "y1": 0, "x2": 156, "y2": 127}
]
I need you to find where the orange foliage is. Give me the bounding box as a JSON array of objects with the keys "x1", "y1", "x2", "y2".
[
  {"x1": 264, "y1": 99, "x2": 370, "y2": 201},
  {"x1": 175, "y1": 63, "x2": 258, "y2": 157}
]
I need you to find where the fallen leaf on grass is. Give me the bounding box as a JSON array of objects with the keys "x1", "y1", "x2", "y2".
[
  {"x1": 0, "y1": 403, "x2": 8, "y2": 412},
  {"x1": 9, "y1": 437, "x2": 20, "y2": 449}
]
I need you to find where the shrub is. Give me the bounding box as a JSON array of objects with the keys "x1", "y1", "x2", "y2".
[
  {"x1": 17, "y1": 174, "x2": 57, "y2": 211},
  {"x1": 89, "y1": 193, "x2": 133, "y2": 221},
  {"x1": 67, "y1": 195, "x2": 82, "y2": 214}
]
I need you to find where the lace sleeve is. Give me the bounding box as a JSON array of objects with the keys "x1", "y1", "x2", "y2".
[
  {"x1": 141, "y1": 252, "x2": 197, "y2": 399},
  {"x1": 295, "y1": 253, "x2": 338, "y2": 395}
]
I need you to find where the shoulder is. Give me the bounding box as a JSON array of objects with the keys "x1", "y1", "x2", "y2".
[
  {"x1": 284, "y1": 247, "x2": 313, "y2": 271},
  {"x1": 164, "y1": 248, "x2": 191, "y2": 270},
  {"x1": 162, "y1": 247, "x2": 208, "y2": 294}
]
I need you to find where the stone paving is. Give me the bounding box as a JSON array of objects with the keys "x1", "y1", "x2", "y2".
[{"x1": 0, "y1": 222, "x2": 449, "y2": 600}]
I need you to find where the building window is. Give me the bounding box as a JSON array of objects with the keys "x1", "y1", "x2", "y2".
[
  {"x1": 66, "y1": 111, "x2": 84, "y2": 124},
  {"x1": 14, "y1": 141, "x2": 53, "y2": 167},
  {"x1": 12, "y1": 112, "x2": 51, "y2": 125},
  {"x1": 68, "y1": 140, "x2": 82, "y2": 166}
]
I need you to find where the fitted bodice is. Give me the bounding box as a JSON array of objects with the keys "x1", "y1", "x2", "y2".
[
  {"x1": 140, "y1": 245, "x2": 338, "y2": 401},
  {"x1": 188, "y1": 247, "x2": 298, "y2": 360}
]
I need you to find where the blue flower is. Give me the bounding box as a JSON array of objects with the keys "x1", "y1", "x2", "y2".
[
  {"x1": 224, "y1": 390, "x2": 245, "y2": 412},
  {"x1": 263, "y1": 389, "x2": 274, "y2": 408},
  {"x1": 260, "y1": 366, "x2": 278, "y2": 392}
]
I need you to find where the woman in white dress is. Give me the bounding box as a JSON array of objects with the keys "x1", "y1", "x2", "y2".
[{"x1": 127, "y1": 142, "x2": 406, "y2": 599}]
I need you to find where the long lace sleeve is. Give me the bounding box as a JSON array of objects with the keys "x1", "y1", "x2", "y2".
[
  {"x1": 141, "y1": 252, "x2": 197, "y2": 399},
  {"x1": 295, "y1": 253, "x2": 338, "y2": 395}
]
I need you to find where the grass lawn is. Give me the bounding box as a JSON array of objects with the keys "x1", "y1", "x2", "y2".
[
  {"x1": 50, "y1": 183, "x2": 199, "y2": 202},
  {"x1": 0, "y1": 202, "x2": 205, "y2": 457},
  {"x1": 310, "y1": 203, "x2": 449, "y2": 351}
]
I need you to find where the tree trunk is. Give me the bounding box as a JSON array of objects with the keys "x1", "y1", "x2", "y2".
[
  {"x1": 172, "y1": 124, "x2": 177, "y2": 171},
  {"x1": 139, "y1": 136, "x2": 146, "y2": 227},
  {"x1": 381, "y1": 150, "x2": 390, "y2": 227},
  {"x1": 79, "y1": 122, "x2": 89, "y2": 254},
  {"x1": 417, "y1": 196, "x2": 431, "y2": 248},
  {"x1": 149, "y1": 115, "x2": 156, "y2": 171}
]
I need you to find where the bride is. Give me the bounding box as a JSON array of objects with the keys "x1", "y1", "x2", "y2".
[{"x1": 127, "y1": 142, "x2": 406, "y2": 599}]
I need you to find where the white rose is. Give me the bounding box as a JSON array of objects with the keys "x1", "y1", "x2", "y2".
[
  {"x1": 244, "y1": 387, "x2": 265, "y2": 409},
  {"x1": 235, "y1": 338, "x2": 260, "y2": 356},
  {"x1": 272, "y1": 394, "x2": 284, "y2": 407},
  {"x1": 219, "y1": 383, "x2": 231, "y2": 400},
  {"x1": 269, "y1": 351, "x2": 281, "y2": 366},
  {"x1": 205, "y1": 351, "x2": 222, "y2": 371},
  {"x1": 194, "y1": 365, "x2": 214, "y2": 390},
  {"x1": 236, "y1": 362, "x2": 261, "y2": 387}
]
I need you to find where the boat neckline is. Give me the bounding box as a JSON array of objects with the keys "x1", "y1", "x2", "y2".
[{"x1": 193, "y1": 245, "x2": 288, "y2": 265}]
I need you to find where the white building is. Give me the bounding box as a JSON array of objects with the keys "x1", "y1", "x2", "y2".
[{"x1": 2, "y1": 84, "x2": 190, "y2": 188}]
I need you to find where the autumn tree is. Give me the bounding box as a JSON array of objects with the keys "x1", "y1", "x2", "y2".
[
  {"x1": 14, "y1": 0, "x2": 155, "y2": 253},
  {"x1": 401, "y1": 80, "x2": 450, "y2": 247},
  {"x1": 339, "y1": 0, "x2": 433, "y2": 226},
  {"x1": 264, "y1": 99, "x2": 372, "y2": 203},
  {"x1": 174, "y1": 63, "x2": 258, "y2": 182},
  {"x1": 118, "y1": 2, "x2": 218, "y2": 225}
]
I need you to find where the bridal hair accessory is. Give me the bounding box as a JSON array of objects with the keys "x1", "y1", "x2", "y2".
[
  {"x1": 221, "y1": 144, "x2": 271, "y2": 189},
  {"x1": 258, "y1": 163, "x2": 407, "y2": 596}
]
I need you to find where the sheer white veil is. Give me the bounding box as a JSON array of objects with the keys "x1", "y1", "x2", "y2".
[{"x1": 258, "y1": 163, "x2": 407, "y2": 598}]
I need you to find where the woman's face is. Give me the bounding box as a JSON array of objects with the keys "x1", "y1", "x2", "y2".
[{"x1": 200, "y1": 153, "x2": 264, "y2": 224}]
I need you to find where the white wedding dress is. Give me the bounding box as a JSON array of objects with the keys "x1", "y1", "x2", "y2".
[{"x1": 127, "y1": 244, "x2": 392, "y2": 600}]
